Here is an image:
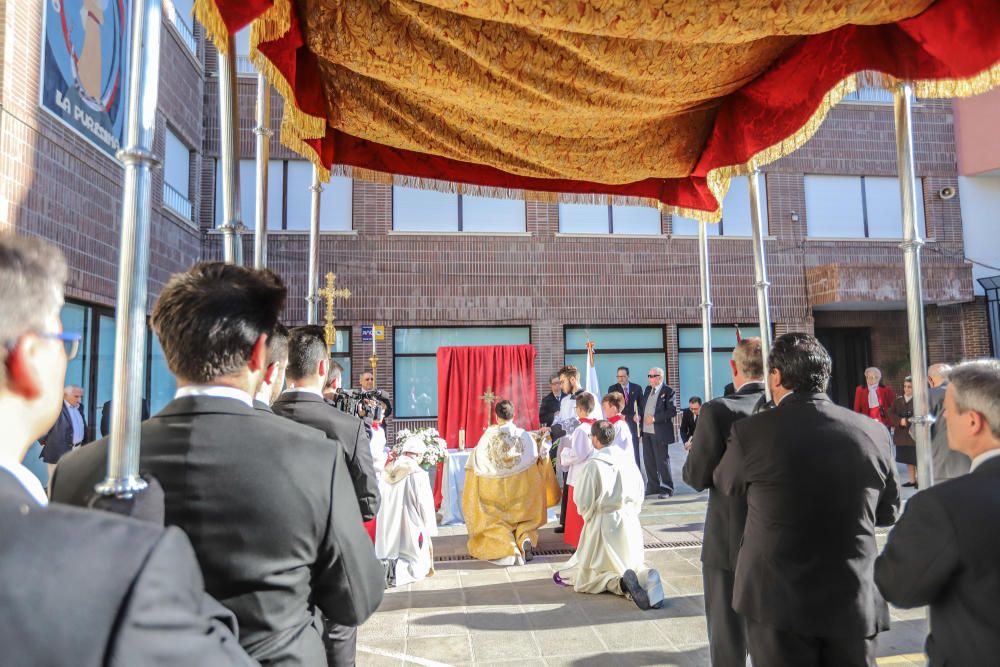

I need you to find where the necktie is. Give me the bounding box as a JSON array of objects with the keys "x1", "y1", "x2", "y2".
[{"x1": 623, "y1": 385, "x2": 629, "y2": 401}]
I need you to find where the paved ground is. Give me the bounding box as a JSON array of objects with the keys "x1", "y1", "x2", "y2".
[{"x1": 359, "y1": 449, "x2": 928, "y2": 666}]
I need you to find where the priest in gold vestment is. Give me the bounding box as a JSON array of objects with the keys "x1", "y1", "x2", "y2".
[{"x1": 463, "y1": 399, "x2": 548, "y2": 566}]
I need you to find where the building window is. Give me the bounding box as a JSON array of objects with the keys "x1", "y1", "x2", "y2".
[
  {"x1": 563, "y1": 327, "x2": 666, "y2": 391},
  {"x1": 165, "y1": 0, "x2": 197, "y2": 55},
  {"x1": 215, "y1": 160, "x2": 352, "y2": 231},
  {"x1": 393, "y1": 327, "x2": 531, "y2": 418},
  {"x1": 234, "y1": 27, "x2": 255, "y2": 75},
  {"x1": 558, "y1": 203, "x2": 660, "y2": 235},
  {"x1": 163, "y1": 128, "x2": 193, "y2": 221},
  {"x1": 147, "y1": 334, "x2": 177, "y2": 415},
  {"x1": 672, "y1": 176, "x2": 765, "y2": 237},
  {"x1": 392, "y1": 186, "x2": 526, "y2": 232},
  {"x1": 677, "y1": 325, "x2": 761, "y2": 403},
  {"x1": 804, "y1": 175, "x2": 926, "y2": 238},
  {"x1": 328, "y1": 328, "x2": 352, "y2": 390}
]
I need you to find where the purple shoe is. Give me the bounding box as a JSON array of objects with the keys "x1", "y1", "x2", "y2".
[{"x1": 553, "y1": 571, "x2": 570, "y2": 586}]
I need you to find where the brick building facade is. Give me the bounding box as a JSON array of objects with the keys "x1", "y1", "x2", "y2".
[{"x1": 0, "y1": 3, "x2": 991, "y2": 436}]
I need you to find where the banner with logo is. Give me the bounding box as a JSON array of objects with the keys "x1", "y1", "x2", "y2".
[{"x1": 40, "y1": 0, "x2": 131, "y2": 159}]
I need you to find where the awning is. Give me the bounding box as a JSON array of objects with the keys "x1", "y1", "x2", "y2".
[{"x1": 194, "y1": 0, "x2": 1000, "y2": 220}]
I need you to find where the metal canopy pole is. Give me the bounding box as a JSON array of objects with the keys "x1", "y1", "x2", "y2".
[
  {"x1": 96, "y1": 0, "x2": 163, "y2": 496},
  {"x1": 748, "y1": 169, "x2": 774, "y2": 401},
  {"x1": 253, "y1": 74, "x2": 271, "y2": 269},
  {"x1": 218, "y1": 37, "x2": 244, "y2": 265},
  {"x1": 894, "y1": 82, "x2": 934, "y2": 489},
  {"x1": 698, "y1": 218, "x2": 714, "y2": 399},
  {"x1": 306, "y1": 167, "x2": 323, "y2": 324}
]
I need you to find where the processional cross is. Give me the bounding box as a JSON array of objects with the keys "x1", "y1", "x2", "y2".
[
  {"x1": 480, "y1": 386, "x2": 497, "y2": 429},
  {"x1": 317, "y1": 272, "x2": 351, "y2": 349}
]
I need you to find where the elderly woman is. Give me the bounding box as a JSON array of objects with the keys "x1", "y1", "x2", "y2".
[
  {"x1": 888, "y1": 377, "x2": 918, "y2": 487},
  {"x1": 852, "y1": 367, "x2": 895, "y2": 429}
]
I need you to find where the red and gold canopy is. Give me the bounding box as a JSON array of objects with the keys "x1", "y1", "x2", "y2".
[{"x1": 194, "y1": 0, "x2": 1000, "y2": 220}]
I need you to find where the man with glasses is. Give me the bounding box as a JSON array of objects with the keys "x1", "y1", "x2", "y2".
[
  {"x1": 39, "y1": 384, "x2": 86, "y2": 479},
  {"x1": 0, "y1": 234, "x2": 254, "y2": 664},
  {"x1": 608, "y1": 366, "x2": 643, "y2": 468},
  {"x1": 539, "y1": 374, "x2": 563, "y2": 428},
  {"x1": 641, "y1": 367, "x2": 677, "y2": 498}
]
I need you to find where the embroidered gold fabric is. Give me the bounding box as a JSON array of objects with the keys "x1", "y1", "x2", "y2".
[
  {"x1": 462, "y1": 462, "x2": 548, "y2": 561},
  {"x1": 484, "y1": 430, "x2": 524, "y2": 472}
]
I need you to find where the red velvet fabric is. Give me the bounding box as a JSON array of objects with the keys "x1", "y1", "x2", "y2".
[
  {"x1": 216, "y1": 0, "x2": 1000, "y2": 215},
  {"x1": 564, "y1": 485, "x2": 583, "y2": 549},
  {"x1": 434, "y1": 344, "x2": 538, "y2": 507}
]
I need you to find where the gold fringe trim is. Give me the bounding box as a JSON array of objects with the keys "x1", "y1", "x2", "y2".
[{"x1": 193, "y1": 2, "x2": 1000, "y2": 223}]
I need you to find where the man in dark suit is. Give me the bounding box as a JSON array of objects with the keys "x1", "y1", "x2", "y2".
[
  {"x1": 678, "y1": 396, "x2": 702, "y2": 446},
  {"x1": 714, "y1": 333, "x2": 900, "y2": 667},
  {"x1": 0, "y1": 234, "x2": 253, "y2": 665},
  {"x1": 252, "y1": 322, "x2": 289, "y2": 413},
  {"x1": 682, "y1": 338, "x2": 765, "y2": 667},
  {"x1": 640, "y1": 366, "x2": 677, "y2": 497},
  {"x1": 608, "y1": 366, "x2": 643, "y2": 468},
  {"x1": 273, "y1": 326, "x2": 378, "y2": 521},
  {"x1": 40, "y1": 384, "x2": 86, "y2": 475},
  {"x1": 51, "y1": 262, "x2": 385, "y2": 666},
  {"x1": 100, "y1": 397, "x2": 150, "y2": 436},
  {"x1": 539, "y1": 374, "x2": 563, "y2": 428},
  {"x1": 875, "y1": 359, "x2": 1000, "y2": 666},
  {"x1": 925, "y1": 363, "x2": 971, "y2": 483}
]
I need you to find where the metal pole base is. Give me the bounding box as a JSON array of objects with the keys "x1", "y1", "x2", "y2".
[{"x1": 94, "y1": 476, "x2": 149, "y2": 498}]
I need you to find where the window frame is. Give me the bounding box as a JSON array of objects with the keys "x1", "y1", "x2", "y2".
[
  {"x1": 562, "y1": 324, "x2": 669, "y2": 381},
  {"x1": 558, "y1": 203, "x2": 663, "y2": 235},
  {"x1": 676, "y1": 323, "x2": 771, "y2": 400},
  {"x1": 391, "y1": 186, "x2": 527, "y2": 233},
  {"x1": 804, "y1": 174, "x2": 926, "y2": 240},
  {"x1": 392, "y1": 325, "x2": 532, "y2": 419}
]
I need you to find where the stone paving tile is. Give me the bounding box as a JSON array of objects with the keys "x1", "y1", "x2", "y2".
[
  {"x1": 356, "y1": 639, "x2": 406, "y2": 666},
  {"x1": 406, "y1": 635, "x2": 473, "y2": 663},
  {"x1": 407, "y1": 608, "x2": 470, "y2": 637},
  {"x1": 653, "y1": 616, "x2": 710, "y2": 649},
  {"x1": 532, "y1": 626, "x2": 606, "y2": 656},
  {"x1": 360, "y1": 609, "x2": 408, "y2": 643},
  {"x1": 471, "y1": 631, "x2": 542, "y2": 662},
  {"x1": 408, "y1": 589, "x2": 466, "y2": 610}
]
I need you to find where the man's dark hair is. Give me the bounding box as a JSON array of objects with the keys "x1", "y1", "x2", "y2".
[
  {"x1": 591, "y1": 420, "x2": 614, "y2": 445},
  {"x1": 495, "y1": 399, "x2": 514, "y2": 421},
  {"x1": 576, "y1": 392, "x2": 595, "y2": 414},
  {"x1": 688, "y1": 396, "x2": 702, "y2": 405},
  {"x1": 617, "y1": 366, "x2": 630, "y2": 376},
  {"x1": 769, "y1": 333, "x2": 832, "y2": 394},
  {"x1": 0, "y1": 236, "x2": 68, "y2": 388},
  {"x1": 151, "y1": 262, "x2": 285, "y2": 384},
  {"x1": 558, "y1": 365, "x2": 580, "y2": 381},
  {"x1": 285, "y1": 325, "x2": 328, "y2": 381},
  {"x1": 266, "y1": 322, "x2": 289, "y2": 367}
]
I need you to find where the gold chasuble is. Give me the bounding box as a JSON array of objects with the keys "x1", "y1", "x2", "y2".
[{"x1": 463, "y1": 422, "x2": 547, "y2": 565}]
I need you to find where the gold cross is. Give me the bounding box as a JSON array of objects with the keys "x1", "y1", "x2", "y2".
[
  {"x1": 480, "y1": 386, "x2": 497, "y2": 427},
  {"x1": 317, "y1": 272, "x2": 351, "y2": 349}
]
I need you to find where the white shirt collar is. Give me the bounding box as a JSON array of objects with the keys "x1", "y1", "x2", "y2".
[
  {"x1": 175, "y1": 385, "x2": 253, "y2": 407},
  {"x1": 0, "y1": 460, "x2": 48, "y2": 506},
  {"x1": 775, "y1": 390, "x2": 794, "y2": 406},
  {"x1": 282, "y1": 386, "x2": 324, "y2": 398},
  {"x1": 970, "y1": 447, "x2": 1000, "y2": 473}
]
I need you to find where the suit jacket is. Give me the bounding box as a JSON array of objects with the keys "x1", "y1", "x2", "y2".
[
  {"x1": 40, "y1": 403, "x2": 87, "y2": 463},
  {"x1": 50, "y1": 396, "x2": 385, "y2": 666},
  {"x1": 539, "y1": 392, "x2": 562, "y2": 428},
  {"x1": 253, "y1": 398, "x2": 274, "y2": 414},
  {"x1": 641, "y1": 384, "x2": 677, "y2": 443},
  {"x1": 678, "y1": 408, "x2": 698, "y2": 443},
  {"x1": 874, "y1": 456, "x2": 1000, "y2": 666},
  {"x1": 271, "y1": 391, "x2": 379, "y2": 521},
  {"x1": 681, "y1": 382, "x2": 765, "y2": 570},
  {"x1": 607, "y1": 382, "x2": 643, "y2": 421},
  {"x1": 1, "y1": 469, "x2": 254, "y2": 667},
  {"x1": 714, "y1": 392, "x2": 900, "y2": 638},
  {"x1": 100, "y1": 399, "x2": 150, "y2": 437},
  {"x1": 927, "y1": 384, "x2": 971, "y2": 481}
]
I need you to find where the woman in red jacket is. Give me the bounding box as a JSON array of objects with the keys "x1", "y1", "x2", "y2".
[{"x1": 852, "y1": 367, "x2": 895, "y2": 429}]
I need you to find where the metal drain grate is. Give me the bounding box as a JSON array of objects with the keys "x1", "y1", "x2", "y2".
[{"x1": 434, "y1": 538, "x2": 703, "y2": 562}]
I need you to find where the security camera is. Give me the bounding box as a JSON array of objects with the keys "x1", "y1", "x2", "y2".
[{"x1": 939, "y1": 186, "x2": 956, "y2": 200}]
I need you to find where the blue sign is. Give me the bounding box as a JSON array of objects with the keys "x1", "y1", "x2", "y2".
[
  {"x1": 40, "y1": 0, "x2": 131, "y2": 158},
  {"x1": 361, "y1": 325, "x2": 374, "y2": 342}
]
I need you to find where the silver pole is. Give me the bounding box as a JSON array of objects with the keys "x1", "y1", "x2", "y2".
[
  {"x1": 218, "y1": 37, "x2": 244, "y2": 265},
  {"x1": 748, "y1": 169, "x2": 773, "y2": 402},
  {"x1": 253, "y1": 74, "x2": 271, "y2": 269},
  {"x1": 698, "y1": 218, "x2": 714, "y2": 399},
  {"x1": 95, "y1": 0, "x2": 163, "y2": 496},
  {"x1": 894, "y1": 82, "x2": 934, "y2": 489},
  {"x1": 306, "y1": 167, "x2": 323, "y2": 324}
]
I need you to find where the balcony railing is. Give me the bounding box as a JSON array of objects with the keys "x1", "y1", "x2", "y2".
[
  {"x1": 166, "y1": 3, "x2": 198, "y2": 56},
  {"x1": 163, "y1": 182, "x2": 193, "y2": 221},
  {"x1": 236, "y1": 55, "x2": 257, "y2": 75}
]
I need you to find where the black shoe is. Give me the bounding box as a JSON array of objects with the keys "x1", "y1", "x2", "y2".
[
  {"x1": 621, "y1": 569, "x2": 650, "y2": 610},
  {"x1": 657, "y1": 494, "x2": 668, "y2": 499},
  {"x1": 902, "y1": 481, "x2": 916, "y2": 488},
  {"x1": 554, "y1": 526, "x2": 565, "y2": 534},
  {"x1": 522, "y1": 538, "x2": 534, "y2": 562}
]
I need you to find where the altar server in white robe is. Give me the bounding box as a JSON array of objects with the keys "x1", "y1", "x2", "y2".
[
  {"x1": 559, "y1": 393, "x2": 600, "y2": 548},
  {"x1": 549, "y1": 365, "x2": 602, "y2": 533},
  {"x1": 375, "y1": 438, "x2": 437, "y2": 587},
  {"x1": 602, "y1": 392, "x2": 640, "y2": 472},
  {"x1": 555, "y1": 421, "x2": 664, "y2": 610}
]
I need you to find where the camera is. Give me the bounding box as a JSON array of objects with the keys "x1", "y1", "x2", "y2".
[{"x1": 330, "y1": 388, "x2": 387, "y2": 422}]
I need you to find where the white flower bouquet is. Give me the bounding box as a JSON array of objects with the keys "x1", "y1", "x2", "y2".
[{"x1": 391, "y1": 427, "x2": 449, "y2": 470}]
